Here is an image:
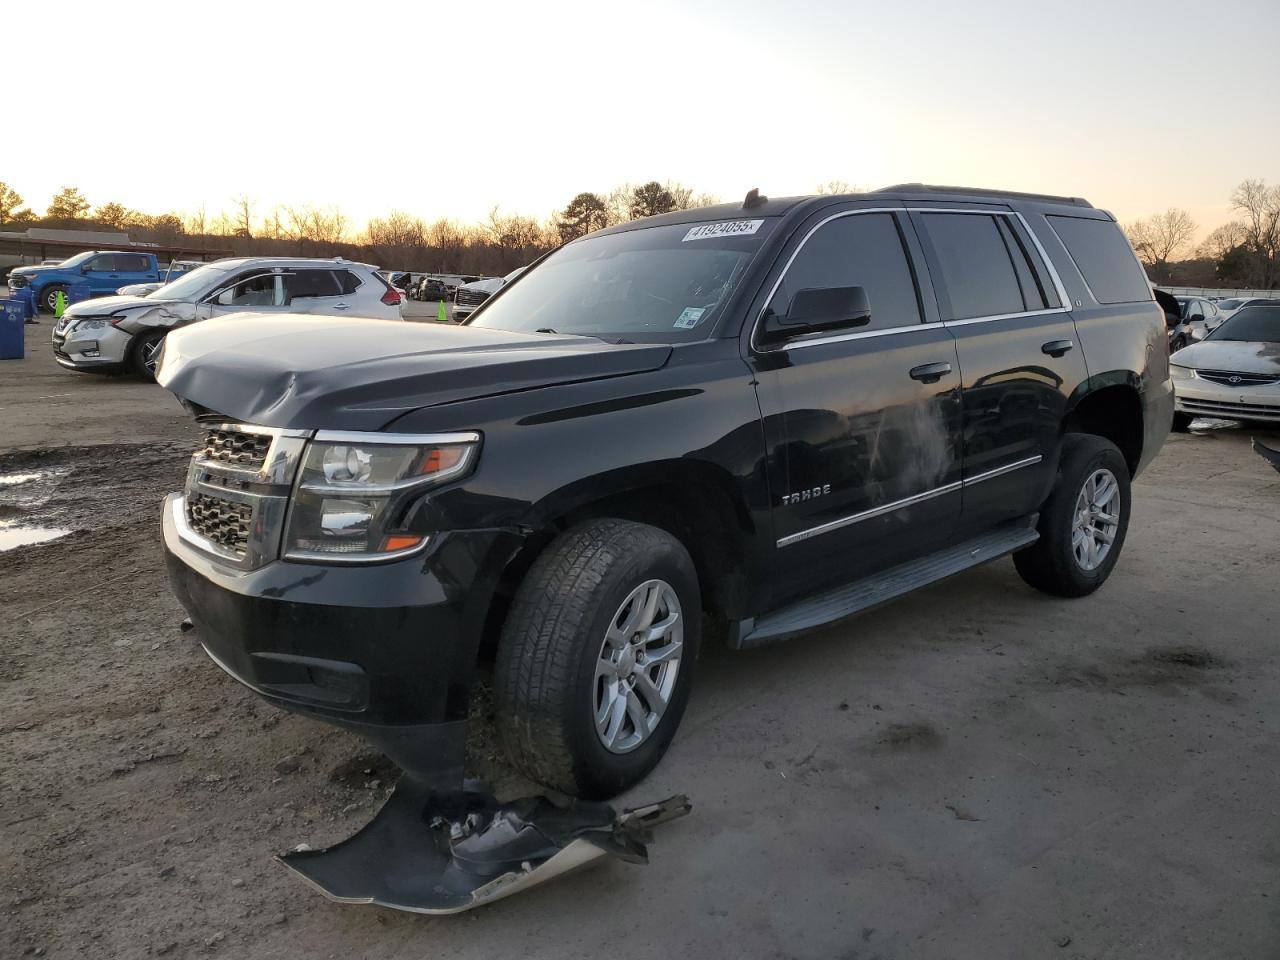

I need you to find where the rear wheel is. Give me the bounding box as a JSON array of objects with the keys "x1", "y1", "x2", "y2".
[
  {"x1": 1014, "y1": 434, "x2": 1131, "y2": 598},
  {"x1": 129, "y1": 329, "x2": 166, "y2": 380},
  {"x1": 495, "y1": 518, "x2": 701, "y2": 799}
]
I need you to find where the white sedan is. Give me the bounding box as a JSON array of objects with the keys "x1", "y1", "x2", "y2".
[{"x1": 1170, "y1": 300, "x2": 1280, "y2": 430}]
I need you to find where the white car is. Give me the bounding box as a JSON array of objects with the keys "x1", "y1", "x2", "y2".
[
  {"x1": 1170, "y1": 300, "x2": 1280, "y2": 429},
  {"x1": 452, "y1": 267, "x2": 527, "y2": 323},
  {"x1": 52, "y1": 257, "x2": 403, "y2": 379}
]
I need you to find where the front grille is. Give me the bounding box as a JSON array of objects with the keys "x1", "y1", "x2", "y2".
[
  {"x1": 454, "y1": 289, "x2": 491, "y2": 307},
  {"x1": 186, "y1": 492, "x2": 253, "y2": 557},
  {"x1": 1196, "y1": 369, "x2": 1280, "y2": 387},
  {"x1": 1180, "y1": 397, "x2": 1280, "y2": 420},
  {"x1": 202, "y1": 428, "x2": 272, "y2": 469}
]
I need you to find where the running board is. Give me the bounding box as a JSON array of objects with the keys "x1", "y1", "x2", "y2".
[{"x1": 728, "y1": 515, "x2": 1039, "y2": 649}]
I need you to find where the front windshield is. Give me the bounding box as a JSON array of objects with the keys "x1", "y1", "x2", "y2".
[
  {"x1": 1217, "y1": 298, "x2": 1244, "y2": 311},
  {"x1": 1208, "y1": 305, "x2": 1280, "y2": 342},
  {"x1": 57, "y1": 251, "x2": 94, "y2": 269},
  {"x1": 147, "y1": 262, "x2": 233, "y2": 301},
  {"x1": 469, "y1": 219, "x2": 777, "y2": 342}
]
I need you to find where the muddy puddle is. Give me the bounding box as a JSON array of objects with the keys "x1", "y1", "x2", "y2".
[{"x1": 0, "y1": 442, "x2": 192, "y2": 558}]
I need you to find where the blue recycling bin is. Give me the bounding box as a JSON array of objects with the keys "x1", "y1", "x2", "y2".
[
  {"x1": 66, "y1": 281, "x2": 92, "y2": 308},
  {"x1": 0, "y1": 299, "x2": 25, "y2": 360},
  {"x1": 14, "y1": 287, "x2": 36, "y2": 322}
]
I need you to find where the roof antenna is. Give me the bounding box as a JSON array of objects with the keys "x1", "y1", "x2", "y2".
[{"x1": 743, "y1": 187, "x2": 767, "y2": 209}]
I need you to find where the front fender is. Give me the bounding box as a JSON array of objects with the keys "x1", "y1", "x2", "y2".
[{"x1": 114, "y1": 302, "x2": 198, "y2": 334}]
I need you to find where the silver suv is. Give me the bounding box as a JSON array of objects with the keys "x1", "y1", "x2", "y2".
[{"x1": 52, "y1": 257, "x2": 404, "y2": 379}]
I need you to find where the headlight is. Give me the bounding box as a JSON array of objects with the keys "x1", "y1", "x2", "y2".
[
  {"x1": 71, "y1": 317, "x2": 118, "y2": 331},
  {"x1": 1169, "y1": 364, "x2": 1194, "y2": 381},
  {"x1": 283, "y1": 430, "x2": 480, "y2": 562}
]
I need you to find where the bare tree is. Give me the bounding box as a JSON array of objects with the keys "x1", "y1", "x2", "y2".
[
  {"x1": 1124, "y1": 208, "x2": 1197, "y2": 271},
  {"x1": 1197, "y1": 221, "x2": 1248, "y2": 263},
  {"x1": 232, "y1": 195, "x2": 254, "y2": 239},
  {"x1": 816, "y1": 180, "x2": 857, "y2": 195},
  {"x1": 427, "y1": 218, "x2": 467, "y2": 272},
  {"x1": 185, "y1": 205, "x2": 208, "y2": 237},
  {"x1": 1230, "y1": 179, "x2": 1280, "y2": 288}
]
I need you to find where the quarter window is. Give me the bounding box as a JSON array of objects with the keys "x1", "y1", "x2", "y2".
[
  {"x1": 766, "y1": 212, "x2": 921, "y2": 334},
  {"x1": 335, "y1": 270, "x2": 362, "y2": 295},
  {"x1": 1046, "y1": 215, "x2": 1152, "y2": 305},
  {"x1": 920, "y1": 213, "x2": 1025, "y2": 320}
]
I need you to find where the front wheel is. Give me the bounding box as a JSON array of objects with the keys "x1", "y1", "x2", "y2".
[
  {"x1": 129, "y1": 329, "x2": 166, "y2": 380},
  {"x1": 1014, "y1": 433, "x2": 1131, "y2": 598},
  {"x1": 1171, "y1": 411, "x2": 1193, "y2": 433},
  {"x1": 495, "y1": 518, "x2": 701, "y2": 799}
]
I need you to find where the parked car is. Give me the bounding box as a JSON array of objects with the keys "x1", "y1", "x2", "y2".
[
  {"x1": 8, "y1": 250, "x2": 182, "y2": 314},
  {"x1": 157, "y1": 185, "x2": 1170, "y2": 809},
  {"x1": 452, "y1": 267, "x2": 527, "y2": 322},
  {"x1": 53, "y1": 257, "x2": 402, "y2": 379},
  {"x1": 1170, "y1": 300, "x2": 1280, "y2": 430},
  {"x1": 414, "y1": 277, "x2": 449, "y2": 301},
  {"x1": 117, "y1": 260, "x2": 204, "y2": 297},
  {"x1": 1170, "y1": 296, "x2": 1220, "y2": 350}
]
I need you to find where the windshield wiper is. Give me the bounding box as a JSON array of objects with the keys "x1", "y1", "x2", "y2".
[{"x1": 534, "y1": 327, "x2": 557, "y2": 334}]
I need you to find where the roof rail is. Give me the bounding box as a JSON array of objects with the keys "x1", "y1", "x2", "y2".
[{"x1": 872, "y1": 183, "x2": 1092, "y2": 207}]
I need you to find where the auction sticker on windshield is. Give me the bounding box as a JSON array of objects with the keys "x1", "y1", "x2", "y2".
[
  {"x1": 673, "y1": 307, "x2": 706, "y2": 329},
  {"x1": 682, "y1": 220, "x2": 764, "y2": 242}
]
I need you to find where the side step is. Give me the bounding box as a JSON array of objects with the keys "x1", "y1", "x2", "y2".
[{"x1": 728, "y1": 515, "x2": 1039, "y2": 649}]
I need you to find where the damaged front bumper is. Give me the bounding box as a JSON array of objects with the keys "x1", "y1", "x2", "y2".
[{"x1": 281, "y1": 785, "x2": 690, "y2": 914}]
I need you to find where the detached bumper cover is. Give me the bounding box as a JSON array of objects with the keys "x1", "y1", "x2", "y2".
[{"x1": 279, "y1": 784, "x2": 691, "y2": 914}]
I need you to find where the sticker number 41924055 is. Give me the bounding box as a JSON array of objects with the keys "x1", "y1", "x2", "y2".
[{"x1": 682, "y1": 220, "x2": 764, "y2": 242}]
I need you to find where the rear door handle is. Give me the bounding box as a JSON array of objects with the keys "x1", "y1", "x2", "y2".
[
  {"x1": 333, "y1": 302, "x2": 350, "y2": 310},
  {"x1": 1041, "y1": 339, "x2": 1073, "y2": 357},
  {"x1": 909, "y1": 361, "x2": 953, "y2": 384}
]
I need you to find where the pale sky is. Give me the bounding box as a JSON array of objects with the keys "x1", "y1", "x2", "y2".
[{"x1": 9, "y1": 0, "x2": 1277, "y2": 240}]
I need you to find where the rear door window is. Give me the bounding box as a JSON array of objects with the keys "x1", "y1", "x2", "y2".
[
  {"x1": 118, "y1": 254, "x2": 151, "y2": 272},
  {"x1": 285, "y1": 269, "x2": 342, "y2": 301},
  {"x1": 766, "y1": 212, "x2": 922, "y2": 334},
  {"x1": 1046, "y1": 215, "x2": 1151, "y2": 304},
  {"x1": 919, "y1": 213, "x2": 1025, "y2": 320}
]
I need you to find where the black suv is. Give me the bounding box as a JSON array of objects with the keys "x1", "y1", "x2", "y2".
[{"x1": 160, "y1": 185, "x2": 1172, "y2": 800}]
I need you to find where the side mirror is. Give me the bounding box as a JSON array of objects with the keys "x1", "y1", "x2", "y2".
[
  {"x1": 1190, "y1": 313, "x2": 1205, "y2": 323},
  {"x1": 761, "y1": 286, "x2": 871, "y2": 343}
]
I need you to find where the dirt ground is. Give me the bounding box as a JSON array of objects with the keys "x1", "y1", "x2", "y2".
[{"x1": 3, "y1": 321, "x2": 1279, "y2": 959}]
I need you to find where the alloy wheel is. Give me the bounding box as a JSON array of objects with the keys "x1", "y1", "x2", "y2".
[
  {"x1": 593, "y1": 579, "x2": 683, "y2": 754},
  {"x1": 1071, "y1": 468, "x2": 1120, "y2": 571}
]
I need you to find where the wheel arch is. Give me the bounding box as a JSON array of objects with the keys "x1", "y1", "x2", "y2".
[
  {"x1": 475, "y1": 459, "x2": 759, "y2": 661},
  {"x1": 1063, "y1": 373, "x2": 1144, "y2": 477}
]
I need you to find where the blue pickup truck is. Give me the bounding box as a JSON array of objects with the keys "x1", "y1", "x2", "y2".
[{"x1": 7, "y1": 251, "x2": 194, "y2": 314}]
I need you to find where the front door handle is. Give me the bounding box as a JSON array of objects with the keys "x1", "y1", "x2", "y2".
[
  {"x1": 333, "y1": 302, "x2": 350, "y2": 310},
  {"x1": 1042, "y1": 339, "x2": 1074, "y2": 357},
  {"x1": 909, "y1": 361, "x2": 953, "y2": 384}
]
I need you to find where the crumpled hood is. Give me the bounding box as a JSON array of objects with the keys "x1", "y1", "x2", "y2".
[
  {"x1": 65, "y1": 294, "x2": 186, "y2": 316},
  {"x1": 157, "y1": 313, "x2": 673, "y2": 431},
  {"x1": 1172, "y1": 339, "x2": 1280, "y2": 374}
]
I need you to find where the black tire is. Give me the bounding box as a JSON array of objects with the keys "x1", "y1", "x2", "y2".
[
  {"x1": 1171, "y1": 411, "x2": 1193, "y2": 433},
  {"x1": 1170, "y1": 335, "x2": 1188, "y2": 353},
  {"x1": 41, "y1": 285, "x2": 67, "y2": 315},
  {"x1": 495, "y1": 518, "x2": 701, "y2": 799},
  {"x1": 129, "y1": 329, "x2": 166, "y2": 380},
  {"x1": 1014, "y1": 433, "x2": 1131, "y2": 598}
]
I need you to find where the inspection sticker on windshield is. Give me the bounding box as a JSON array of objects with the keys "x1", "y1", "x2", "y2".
[
  {"x1": 673, "y1": 307, "x2": 706, "y2": 329},
  {"x1": 682, "y1": 219, "x2": 763, "y2": 242}
]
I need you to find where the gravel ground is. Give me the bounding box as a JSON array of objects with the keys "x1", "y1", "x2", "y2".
[{"x1": 2, "y1": 322, "x2": 1279, "y2": 959}]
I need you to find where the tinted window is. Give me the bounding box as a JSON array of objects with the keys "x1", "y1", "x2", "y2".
[
  {"x1": 335, "y1": 270, "x2": 362, "y2": 295},
  {"x1": 767, "y1": 212, "x2": 920, "y2": 332},
  {"x1": 86, "y1": 255, "x2": 118, "y2": 271},
  {"x1": 922, "y1": 213, "x2": 1024, "y2": 320},
  {"x1": 118, "y1": 254, "x2": 151, "y2": 272},
  {"x1": 995, "y1": 217, "x2": 1053, "y2": 311},
  {"x1": 285, "y1": 269, "x2": 341, "y2": 300},
  {"x1": 1047, "y1": 215, "x2": 1151, "y2": 304}
]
